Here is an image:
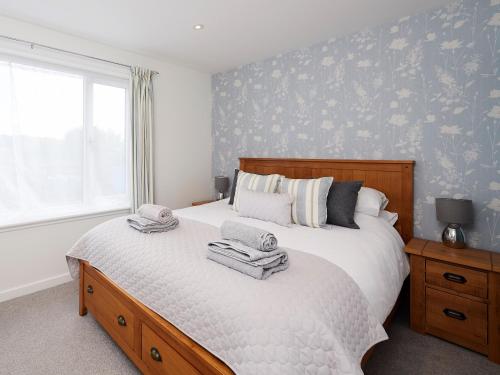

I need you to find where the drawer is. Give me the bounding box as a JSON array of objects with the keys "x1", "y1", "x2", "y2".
[
  {"x1": 426, "y1": 260, "x2": 487, "y2": 299},
  {"x1": 84, "y1": 272, "x2": 135, "y2": 350},
  {"x1": 426, "y1": 287, "x2": 487, "y2": 349},
  {"x1": 142, "y1": 324, "x2": 200, "y2": 375}
]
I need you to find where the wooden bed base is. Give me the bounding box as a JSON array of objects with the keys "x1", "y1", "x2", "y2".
[
  {"x1": 79, "y1": 158, "x2": 415, "y2": 374},
  {"x1": 80, "y1": 261, "x2": 231, "y2": 375}
]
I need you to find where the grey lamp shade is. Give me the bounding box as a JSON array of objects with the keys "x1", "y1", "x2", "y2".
[
  {"x1": 214, "y1": 176, "x2": 229, "y2": 193},
  {"x1": 435, "y1": 198, "x2": 473, "y2": 225}
]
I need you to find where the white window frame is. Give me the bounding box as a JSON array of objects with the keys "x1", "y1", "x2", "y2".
[{"x1": 0, "y1": 51, "x2": 132, "y2": 232}]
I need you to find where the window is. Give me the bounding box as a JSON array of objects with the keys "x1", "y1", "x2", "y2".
[{"x1": 0, "y1": 54, "x2": 130, "y2": 227}]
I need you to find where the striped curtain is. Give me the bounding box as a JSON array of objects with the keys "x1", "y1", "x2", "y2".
[{"x1": 131, "y1": 67, "x2": 154, "y2": 212}]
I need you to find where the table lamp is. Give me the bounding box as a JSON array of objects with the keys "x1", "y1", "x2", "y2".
[
  {"x1": 435, "y1": 198, "x2": 473, "y2": 249},
  {"x1": 214, "y1": 176, "x2": 229, "y2": 200}
]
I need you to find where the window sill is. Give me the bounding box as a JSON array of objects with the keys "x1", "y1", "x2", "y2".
[{"x1": 0, "y1": 207, "x2": 131, "y2": 233}]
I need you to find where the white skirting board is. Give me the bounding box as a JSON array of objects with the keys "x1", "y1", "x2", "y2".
[{"x1": 0, "y1": 273, "x2": 72, "y2": 303}]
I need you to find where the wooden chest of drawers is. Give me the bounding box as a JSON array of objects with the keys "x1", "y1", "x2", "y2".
[{"x1": 405, "y1": 239, "x2": 500, "y2": 363}]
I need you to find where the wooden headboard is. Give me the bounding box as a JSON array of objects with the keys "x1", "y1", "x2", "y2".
[{"x1": 239, "y1": 158, "x2": 415, "y2": 243}]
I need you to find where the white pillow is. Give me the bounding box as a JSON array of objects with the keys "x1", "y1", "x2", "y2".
[
  {"x1": 355, "y1": 187, "x2": 389, "y2": 217},
  {"x1": 379, "y1": 210, "x2": 398, "y2": 226},
  {"x1": 237, "y1": 189, "x2": 293, "y2": 227}
]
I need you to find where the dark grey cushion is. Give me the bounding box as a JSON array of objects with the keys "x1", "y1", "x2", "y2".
[
  {"x1": 228, "y1": 169, "x2": 239, "y2": 205},
  {"x1": 326, "y1": 181, "x2": 363, "y2": 229}
]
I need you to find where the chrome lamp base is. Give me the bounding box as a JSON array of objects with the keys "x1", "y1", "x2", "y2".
[{"x1": 442, "y1": 223, "x2": 466, "y2": 249}]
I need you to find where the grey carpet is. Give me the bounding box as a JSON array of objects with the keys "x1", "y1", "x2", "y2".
[
  {"x1": 364, "y1": 293, "x2": 499, "y2": 375},
  {"x1": 0, "y1": 282, "x2": 498, "y2": 375},
  {"x1": 0, "y1": 281, "x2": 139, "y2": 375}
]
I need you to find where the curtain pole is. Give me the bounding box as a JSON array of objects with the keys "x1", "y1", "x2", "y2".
[{"x1": 0, "y1": 34, "x2": 159, "y2": 75}]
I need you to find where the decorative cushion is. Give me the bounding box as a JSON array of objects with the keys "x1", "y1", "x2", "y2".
[
  {"x1": 233, "y1": 171, "x2": 282, "y2": 211},
  {"x1": 228, "y1": 169, "x2": 239, "y2": 205},
  {"x1": 237, "y1": 189, "x2": 293, "y2": 226},
  {"x1": 280, "y1": 176, "x2": 333, "y2": 228},
  {"x1": 355, "y1": 187, "x2": 389, "y2": 217},
  {"x1": 326, "y1": 181, "x2": 362, "y2": 229}
]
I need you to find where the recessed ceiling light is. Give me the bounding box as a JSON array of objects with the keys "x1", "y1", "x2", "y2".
[{"x1": 193, "y1": 24, "x2": 204, "y2": 30}]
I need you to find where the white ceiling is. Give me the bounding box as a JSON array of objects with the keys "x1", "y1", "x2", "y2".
[{"x1": 0, "y1": 0, "x2": 452, "y2": 73}]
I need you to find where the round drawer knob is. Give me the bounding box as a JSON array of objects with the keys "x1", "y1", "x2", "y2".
[
  {"x1": 117, "y1": 315, "x2": 127, "y2": 326},
  {"x1": 87, "y1": 285, "x2": 93, "y2": 294},
  {"x1": 150, "y1": 347, "x2": 162, "y2": 362}
]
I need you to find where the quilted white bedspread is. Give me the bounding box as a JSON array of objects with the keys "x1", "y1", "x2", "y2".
[{"x1": 67, "y1": 217, "x2": 387, "y2": 375}]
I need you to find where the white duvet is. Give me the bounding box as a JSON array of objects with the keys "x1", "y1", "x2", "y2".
[{"x1": 175, "y1": 199, "x2": 409, "y2": 323}]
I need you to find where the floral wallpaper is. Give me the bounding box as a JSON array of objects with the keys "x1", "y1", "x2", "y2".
[{"x1": 212, "y1": 0, "x2": 500, "y2": 252}]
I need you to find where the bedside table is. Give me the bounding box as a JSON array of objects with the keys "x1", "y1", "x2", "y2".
[
  {"x1": 191, "y1": 199, "x2": 216, "y2": 206},
  {"x1": 405, "y1": 239, "x2": 500, "y2": 363}
]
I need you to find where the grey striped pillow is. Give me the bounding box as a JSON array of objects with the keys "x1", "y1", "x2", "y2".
[
  {"x1": 233, "y1": 171, "x2": 282, "y2": 211},
  {"x1": 280, "y1": 177, "x2": 334, "y2": 228}
]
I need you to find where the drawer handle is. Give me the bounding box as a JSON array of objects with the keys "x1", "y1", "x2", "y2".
[
  {"x1": 87, "y1": 285, "x2": 94, "y2": 294},
  {"x1": 443, "y1": 272, "x2": 466, "y2": 284},
  {"x1": 443, "y1": 308, "x2": 466, "y2": 321},
  {"x1": 150, "y1": 347, "x2": 162, "y2": 362},
  {"x1": 117, "y1": 315, "x2": 126, "y2": 327}
]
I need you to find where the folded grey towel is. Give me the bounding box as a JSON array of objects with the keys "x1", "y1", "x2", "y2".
[
  {"x1": 220, "y1": 221, "x2": 278, "y2": 252},
  {"x1": 137, "y1": 204, "x2": 172, "y2": 223},
  {"x1": 208, "y1": 240, "x2": 285, "y2": 262},
  {"x1": 128, "y1": 220, "x2": 179, "y2": 233},
  {"x1": 127, "y1": 214, "x2": 179, "y2": 233},
  {"x1": 207, "y1": 250, "x2": 289, "y2": 280},
  {"x1": 207, "y1": 240, "x2": 288, "y2": 279}
]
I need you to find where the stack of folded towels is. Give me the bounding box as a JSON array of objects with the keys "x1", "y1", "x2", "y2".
[
  {"x1": 207, "y1": 221, "x2": 289, "y2": 280},
  {"x1": 127, "y1": 204, "x2": 179, "y2": 233}
]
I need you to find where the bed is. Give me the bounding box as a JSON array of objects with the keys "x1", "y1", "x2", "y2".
[{"x1": 69, "y1": 158, "x2": 415, "y2": 375}]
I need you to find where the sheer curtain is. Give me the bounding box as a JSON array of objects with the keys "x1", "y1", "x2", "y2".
[
  {"x1": 131, "y1": 67, "x2": 154, "y2": 212},
  {"x1": 0, "y1": 57, "x2": 130, "y2": 227}
]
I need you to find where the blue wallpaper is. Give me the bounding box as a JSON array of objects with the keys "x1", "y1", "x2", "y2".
[{"x1": 212, "y1": 0, "x2": 500, "y2": 251}]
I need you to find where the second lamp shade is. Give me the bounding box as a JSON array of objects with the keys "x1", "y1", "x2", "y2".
[
  {"x1": 435, "y1": 198, "x2": 473, "y2": 225},
  {"x1": 214, "y1": 176, "x2": 229, "y2": 193}
]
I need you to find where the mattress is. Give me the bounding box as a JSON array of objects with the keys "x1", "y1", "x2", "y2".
[{"x1": 175, "y1": 198, "x2": 410, "y2": 323}]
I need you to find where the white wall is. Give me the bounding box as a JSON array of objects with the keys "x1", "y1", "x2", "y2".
[{"x1": 0, "y1": 16, "x2": 213, "y2": 302}]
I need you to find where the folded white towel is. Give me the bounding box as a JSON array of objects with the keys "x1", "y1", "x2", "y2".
[{"x1": 138, "y1": 204, "x2": 172, "y2": 223}]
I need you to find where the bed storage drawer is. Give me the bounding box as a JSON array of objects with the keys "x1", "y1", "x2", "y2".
[
  {"x1": 426, "y1": 260, "x2": 487, "y2": 298},
  {"x1": 83, "y1": 271, "x2": 135, "y2": 351},
  {"x1": 142, "y1": 323, "x2": 200, "y2": 375},
  {"x1": 426, "y1": 287, "x2": 487, "y2": 352}
]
